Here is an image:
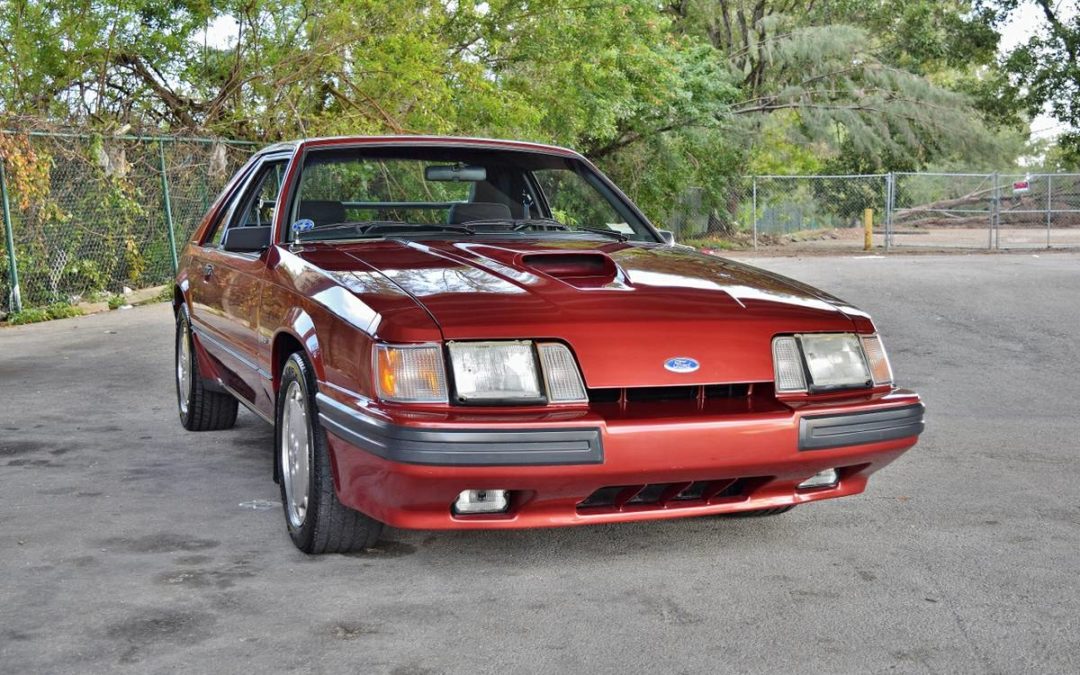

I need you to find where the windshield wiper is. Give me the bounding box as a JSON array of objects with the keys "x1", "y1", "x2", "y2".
[
  {"x1": 462, "y1": 217, "x2": 628, "y2": 241},
  {"x1": 297, "y1": 220, "x2": 475, "y2": 241},
  {"x1": 512, "y1": 217, "x2": 630, "y2": 241},
  {"x1": 572, "y1": 226, "x2": 629, "y2": 242},
  {"x1": 296, "y1": 220, "x2": 396, "y2": 236},
  {"x1": 362, "y1": 222, "x2": 475, "y2": 236},
  {"x1": 511, "y1": 218, "x2": 571, "y2": 232}
]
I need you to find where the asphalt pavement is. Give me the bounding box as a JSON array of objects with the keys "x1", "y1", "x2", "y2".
[{"x1": 1, "y1": 252, "x2": 1078, "y2": 673}]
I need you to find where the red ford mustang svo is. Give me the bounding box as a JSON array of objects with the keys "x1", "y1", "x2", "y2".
[{"x1": 173, "y1": 136, "x2": 924, "y2": 553}]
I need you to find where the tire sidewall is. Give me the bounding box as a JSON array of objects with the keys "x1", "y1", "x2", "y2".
[
  {"x1": 175, "y1": 305, "x2": 196, "y2": 427},
  {"x1": 276, "y1": 353, "x2": 320, "y2": 550}
]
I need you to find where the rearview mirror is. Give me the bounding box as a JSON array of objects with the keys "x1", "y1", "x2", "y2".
[
  {"x1": 425, "y1": 165, "x2": 487, "y2": 182},
  {"x1": 222, "y1": 226, "x2": 271, "y2": 253}
]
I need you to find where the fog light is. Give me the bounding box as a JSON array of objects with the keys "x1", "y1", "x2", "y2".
[
  {"x1": 453, "y1": 489, "x2": 509, "y2": 514},
  {"x1": 798, "y1": 468, "x2": 839, "y2": 489}
]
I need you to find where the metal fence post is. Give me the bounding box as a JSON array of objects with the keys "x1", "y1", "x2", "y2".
[
  {"x1": 884, "y1": 173, "x2": 893, "y2": 252},
  {"x1": 988, "y1": 172, "x2": 996, "y2": 250},
  {"x1": 752, "y1": 177, "x2": 758, "y2": 250},
  {"x1": 158, "y1": 140, "x2": 179, "y2": 273},
  {"x1": 199, "y1": 163, "x2": 211, "y2": 213},
  {"x1": 1046, "y1": 174, "x2": 1052, "y2": 248},
  {"x1": 1, "y1": 161, "x2": 22, "y2": 313}
]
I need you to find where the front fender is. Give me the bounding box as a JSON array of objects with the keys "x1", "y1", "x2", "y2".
[{"x1": 273, "y1": 307, "x2": 324, "y2": 387}]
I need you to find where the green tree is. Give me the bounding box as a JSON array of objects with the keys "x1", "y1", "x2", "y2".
[
  {"x1": 990, "y1": 0, "x2": 1080, "y2": 162},
  {"x1": 0, "y1": 0, "x2": 1031, "y2": 228}
]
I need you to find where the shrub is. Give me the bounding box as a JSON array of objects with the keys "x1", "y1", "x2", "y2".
[{"x1": 6, "y1": 302, "x2": 83, "y2": 325}]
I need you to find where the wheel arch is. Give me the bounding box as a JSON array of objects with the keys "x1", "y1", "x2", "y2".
[
  {"x1": 271, "y1": 317, "x2": 322, "y2": 393},
  {"x1": 173, "y1": 277, "x2": 190, "y2": 314},
  {"x1": 270, "y1": 314, "x2": 322, "y2": 485}
]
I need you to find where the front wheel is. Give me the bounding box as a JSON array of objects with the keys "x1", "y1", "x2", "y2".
[{"x1": 277, "y1": 352, "x2": 384, "y2": 554}]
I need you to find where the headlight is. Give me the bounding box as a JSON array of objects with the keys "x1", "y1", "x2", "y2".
[
  {"x1": 801, "y1": 333, "x2": 871, "y2": 389},
  {"x1": 374, "y1": 344, "x2": 448, "y2": 403},
  {"x1": 375, "y1": 340, "x2": 590, "y2": 405},
  {"x1": 448, "y1": 341, "x2": 544, "y2": 403},
  {"x1": 772, "y1": 333, "x2": 893, "y2": 393},
  {"x1": 445, "y1": 340, "x2": 589, "y2": 404}
]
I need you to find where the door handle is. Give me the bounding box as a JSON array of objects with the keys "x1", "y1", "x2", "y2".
[{"x1": 203, "y1": 263, "x2": 214, "y2": 277}]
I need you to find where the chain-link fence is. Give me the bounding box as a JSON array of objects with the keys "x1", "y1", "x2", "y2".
[
  {"x1": 6, "y1": 136, "x2": 1080, "y2": 317},
  {"x1": 754, "y1": 174, "x2": 886, "y2": 240},
  {"x1": 1, "y1": 130, "x2": 255, "y2": 314},
  {"x1": 890, "y1": 172, "x2": 1080, "y2": 249},
  {"x1": 667, "y1": 175, "x2": 887, "y2": 248},
  {"x1": 668, "y1": 172, "x2": 1080, "y2": 251}
]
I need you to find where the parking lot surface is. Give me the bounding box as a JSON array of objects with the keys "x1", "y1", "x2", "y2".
[{"x1": 2, "y1": 253, "x2": 1079, "y2": 673}]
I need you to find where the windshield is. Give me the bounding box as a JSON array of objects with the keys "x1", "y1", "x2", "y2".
[{"x1": 289, "y1": 146, "x2": 656, "y2": 243}]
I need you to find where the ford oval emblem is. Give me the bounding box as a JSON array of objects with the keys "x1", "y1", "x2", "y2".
[{"x1": 664, "y1": 357, "x2": 699, "y2": 373}]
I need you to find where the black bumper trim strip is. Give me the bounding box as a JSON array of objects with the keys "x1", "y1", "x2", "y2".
[
  {"x1": 799, "y1": 403, "x2": 925, "y2": 451},
  {"x1": 315, "y1": 393, "x2": 604, "y2": 466}
]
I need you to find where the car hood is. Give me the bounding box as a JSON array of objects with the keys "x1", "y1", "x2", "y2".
[{"x1": 299, "y1": 238, "x2": 872, "y2": 387}]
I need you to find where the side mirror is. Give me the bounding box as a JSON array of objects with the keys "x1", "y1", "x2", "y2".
[
  {"x1": 657, "y1": 229, "x2": 675, "y2": 245},
  {"x1": 222, "y1": 226, "x2": 272, "y2": 253}
]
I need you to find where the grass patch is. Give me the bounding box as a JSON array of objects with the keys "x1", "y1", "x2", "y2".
[
  {"x1": 679, "y1": 231, "x2": 763, "y2": 250},
  {"x1": 153, "y1": 283, "x2": 175, "y2": 303},
  {"x1": 6, "y1": 302, "x2": 84, "y2": 325},
  {"x1": 682, "y1": 236, "x2": 744, "y2": 250}
]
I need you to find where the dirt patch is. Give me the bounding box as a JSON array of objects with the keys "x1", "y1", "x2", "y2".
[
  {"x1": 104, "y1": 609, "x2": 216, "y2": 664},
  {"x1": 0, "y1": 440, "x2": 49, "y2": 456},
  {"x1": 97, "y1": 533, "x2": 220, "y2": 554}
]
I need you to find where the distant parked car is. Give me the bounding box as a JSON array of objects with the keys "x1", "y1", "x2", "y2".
[{"x1": 173, "y1": 136, "x2": 924, "y2": 553}]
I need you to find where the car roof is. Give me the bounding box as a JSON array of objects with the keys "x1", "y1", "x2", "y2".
[{"x1": 257, "y1": 135, "x2": 583, "y2": 159}]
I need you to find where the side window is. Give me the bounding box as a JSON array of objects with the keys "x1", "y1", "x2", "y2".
[{"x1": 208, "y1": 159, "x2": 287, "y2": 247}]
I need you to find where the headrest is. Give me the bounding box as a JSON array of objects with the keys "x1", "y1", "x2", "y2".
[
  {"x1": 297, "y1": 200, "x2": 347, "y2": 227},
  {"x1": 447, "y1": 202, "x2": 512, "y2": 225}
]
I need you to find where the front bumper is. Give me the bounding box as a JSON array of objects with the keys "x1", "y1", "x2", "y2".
[{"x1": 317, "y1": 390, "x2": 924, "y2": 530}]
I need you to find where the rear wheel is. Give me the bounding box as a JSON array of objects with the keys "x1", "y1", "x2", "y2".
[
  {"x1": 176, "y1": 305, "x2": 238, "y2": 431},
  {"x1": 277, "y1": 352, "x2": 384, "y2": 554}
]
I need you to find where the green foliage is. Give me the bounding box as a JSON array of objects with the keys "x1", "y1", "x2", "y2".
[
  {"x1": 6, "y1": 302, "x2": 82, "y2": 325},
  {"x1": 678, "y1": 235, "x2": 747, "y2": 251},
  {"x1": 154, "y1": 283, "x2": 175, "y2": 303},
  {"x1": 747, "y1": 113, "x2": 828, "y2": 175},
  {"x1": 992, "y1": 0, "x2": 1080, "y2": 163},
  {"x1": 0, "y1": 0, "x2": 1043, "y2": 234}
]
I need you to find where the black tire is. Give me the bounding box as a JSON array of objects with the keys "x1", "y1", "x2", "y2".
[
  {"x1": 176, "y1": 304, "x2": 238, "y2": 431},
  {"x1": 276, "y1": 352, "x2": 384, "y2": 554},
  {"x1": 724, "y1": 505, "x2": 797, "y2": 518}
]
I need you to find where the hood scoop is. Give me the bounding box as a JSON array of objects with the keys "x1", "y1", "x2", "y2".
[{"x1": 520, "y1": 252, "x2": 620, "y2": 288}]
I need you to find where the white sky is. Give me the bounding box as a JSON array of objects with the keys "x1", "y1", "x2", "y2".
[
  {"x1": 999, "y1": 0, "x2": 1076, "y2": 139},
  {"x1": 202, "y1": 15, "x2": 236, "y2": 48},
  {"x1": 201, "y1": 4, "x2": 1073, "y2": 140}
]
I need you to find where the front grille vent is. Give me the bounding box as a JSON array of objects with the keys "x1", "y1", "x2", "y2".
[
  {"x1": 577, "y1": 478, "x2": 759, "y2": 512},
  {"x1": 588, "y1": 383, "x2": 750, "y2": 404}
]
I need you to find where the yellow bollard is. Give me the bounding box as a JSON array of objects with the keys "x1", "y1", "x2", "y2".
[{"x1": 863, "y1": 208, "x2": 874, "y2": 251}]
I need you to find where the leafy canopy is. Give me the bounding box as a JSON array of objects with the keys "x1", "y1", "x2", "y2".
[{"x1": 0, "y1": 0, "x2": 1031, "y2": 218}]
